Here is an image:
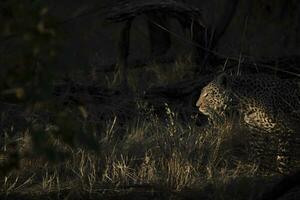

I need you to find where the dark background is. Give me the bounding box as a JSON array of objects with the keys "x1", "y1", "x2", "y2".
[
  {"x1": 49, "y1": 0, "x2": 300, "y2": 69},
  {"x1": 1, "y1": 1, "x2": 300, "y2": 199}
]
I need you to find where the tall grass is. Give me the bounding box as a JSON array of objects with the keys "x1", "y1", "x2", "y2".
[
  {"x1": 0, "y1": 60, "x2": 286, "y2": 199},
  {"x1": 0, "y1": 104, "x2": 275, "y2": 199}
]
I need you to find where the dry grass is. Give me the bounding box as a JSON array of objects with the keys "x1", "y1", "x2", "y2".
[
  {"x1": 0, "y1": 61, "x2": 287, "y2": 200},
  {"x1": 0, "y1": 105, "x2": 280, "y2": 200}
]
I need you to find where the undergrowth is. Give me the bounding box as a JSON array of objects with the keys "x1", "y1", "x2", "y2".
[
  {"x1": 0, "y1": 58, "x2": 285, "y2": 200},
  {"x1": 0, "y1": 105, "x2": 279, "y2": 200}
]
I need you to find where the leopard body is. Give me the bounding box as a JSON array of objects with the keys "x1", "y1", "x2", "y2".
[{"x1": 196, "y1": 73, "x2": 300, "y2": 173}]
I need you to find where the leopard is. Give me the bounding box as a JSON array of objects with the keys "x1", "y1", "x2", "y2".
[{"x1": 196, "y1": 73, "x2": 300, "y2": 174}]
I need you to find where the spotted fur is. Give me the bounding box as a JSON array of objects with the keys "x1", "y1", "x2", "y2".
[{"x1": 196, "y1": 73, "x2": 300, "y2": 174}]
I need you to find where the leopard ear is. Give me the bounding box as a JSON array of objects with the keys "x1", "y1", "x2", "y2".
[{"x1": 216, "y1": 73, "x2": 228, "y2": 87}]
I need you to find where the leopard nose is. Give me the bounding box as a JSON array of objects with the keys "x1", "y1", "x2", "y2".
[{"x1": 196, "y1": 99, "x2": 205, "y2": 109}]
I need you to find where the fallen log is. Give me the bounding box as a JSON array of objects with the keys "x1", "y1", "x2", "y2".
[
  {"x1": 53, "y1": 74, "x2": 213, "y2": 123},
  {"x1": 106, "y1": 0, "x2": 204, "y2": 24}
]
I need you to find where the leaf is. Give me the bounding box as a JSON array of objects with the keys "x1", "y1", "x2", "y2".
[
  {"x1": 15, "y1": 88, "x2": 25, "y2": 99},
  {"x1": 78, "y1": 106, "x2": 89, "y2": 119}
]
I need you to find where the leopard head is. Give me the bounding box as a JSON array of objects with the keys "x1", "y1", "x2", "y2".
[{"x1": 196, "y1": 73, "x2": 237, "y2": 123}]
